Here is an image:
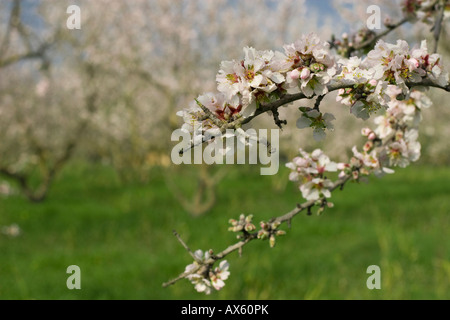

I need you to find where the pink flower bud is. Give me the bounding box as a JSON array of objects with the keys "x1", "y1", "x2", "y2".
[
  {"x1": 363, "y1": 141, "x2": 373, "y2": 152},
  {"x1": 337, "y1": 163, "x2": 348, "y2": 170},
  {"x1": 300, "y1": 68, "x2": 311, "y2": 80},
  {"x1": 244, "y1": 223, "x2": 256, "y2": 232},
  {"x1": 276, "y1": 230, "x2": 286, "y2": 236},
  {"x1": 269, "y1": 234, "x2": 276, "y2": 248},
  {"x1": 408, "y1": 58, "x2": 419, "y2": 69},
  {"x1": 368, "y1": 79, "x2": 377, "y2": 87},
  {"x1": 368, "y1": 132, "x2": 377, "y2": 140},
  {"x1": 289, "y1": 69, "x2": 300, "y2": 80},
  {"x1": 361, "y1": 128, "x2": 372, "y2": 136}
]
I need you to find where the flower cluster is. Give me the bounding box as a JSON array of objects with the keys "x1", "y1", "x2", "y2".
[
  {"x1": 365, "y1": 39, "x2": 448, "y2": 93},
  {"x1": 331, "y1": 29, "x2": 376, "y2": 58},
  {"x1": 217, "y1": 47, "x2": 286, "y2": 117},
  {"x1": 336, "y1": 56, "x2": 390, "y2": 119},
  {"x1": 177, "y1": 33, "x2": 338, "y2": 137},
  {"x1": 282, "y1": 33, "x2": 337, "y2": 97},
  {"x1": 184, "y1": 249, "x2": 230, "y2": 294},
  {"x1": 228, "y1": 214, "x2": 256, "y2": 235},
  {"x1": 286, "y1": 149, "x2": 338, "y2": 201},
  {"x1": 288, "y1": 85, "x2": 433, "y2": 201},
  {"x1": 335, "y1": 39, "x2": 447, "y2": 120},
  {"x1": 177, "y1": 31, "x2": 447, "y2": 148},
  {"x1": 402, "y1": 0, "x2": 450, "y2": 24},
  {"x1": 374, "y1": 87, "x2": 431, "y2": 168},
  {"x1": 257, "y1": 221, "x2": 286, "y2": 248}
]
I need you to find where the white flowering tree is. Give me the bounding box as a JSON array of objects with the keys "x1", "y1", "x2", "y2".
[
  {"x1": 0, "y1": 0, "x2": 92, "y2": 202},
  {"x1": 164, "y1": 0, "x2": 450, "y2": 294}
]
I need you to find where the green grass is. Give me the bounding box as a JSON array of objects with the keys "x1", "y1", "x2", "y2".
[{"x1": 0, "y1": 162, "x2": 449, "y2": 299}]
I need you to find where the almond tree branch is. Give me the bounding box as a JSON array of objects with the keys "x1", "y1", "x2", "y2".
[
  {"x1": 164, "y1": 75, "x2": 450, "y2": 288},
  {"x1": 433, "y1": 0, "x2": 447, "y2": 53},
  {"x1": 178, "y1": 78, "x2": 450, "y2": 155},
  {"x1": 162, "y1": 172, "x2": 353, "y2": 288},
  {"x1": 353, "y1": 18, "x2": 409, "y2": 52},
  {"x1": 172, "y1": 230, "x2": 202, "y2": 263}
]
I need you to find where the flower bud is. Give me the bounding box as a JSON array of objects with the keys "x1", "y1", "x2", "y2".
[
  {"x1": 270, "y1": 221, "x2": 281, "y2": 230},
  {"x1": 337, "y1": 162, "x2": 348, "y2": 170},
  {"x1": 257, "y1": 229, "x2": 269, "y2": 240},
  {"x1": 300, "y1": 68, "x2": 311, "y2": 79},
  {"x1": 368, "y1": 79, "x2": 378, "y2": 87},
  {"x1": 317, "y1": 206, "x2": 325, "y2": 215},
  {"x1": 407, "y1": 58, "x2": 419, "y2": 69},
  {"x1": 289, "y1": 69, "x2": 300, "y2": 80},
  {"x1": 352, "y1": 170, "x2": 359, "y2": 180},
  {"x1": 269, "y1": 234, "x2": 276, "y2": 248},
  {"x1": 363, "y1": 141, "x2": 373, "y2": 152},
  {"x1": 368, "y1": 132, "x2": 377, "y2": 141},
  {"x1": 245, "y1": 215, "x2": 253, "y2": 223},
  {"x1": 276, "y1": 230, "x2": 286, "y2": 236},
  {"x1": 361, "y1": 128, "x2": 372, "y2": 136},
  {"x1": 244, "y1": 223, "x2": 256, "y2": 232},
  {"x1": 309, "y1": 63, "x2": 322, "y2": 73}
]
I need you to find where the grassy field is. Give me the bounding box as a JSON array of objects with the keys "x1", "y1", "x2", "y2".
[{"x1": 0, "y1": 162, "x2": 449, "y2": 300}]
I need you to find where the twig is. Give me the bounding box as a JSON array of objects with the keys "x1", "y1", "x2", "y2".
[
  {"x1": 313, "y1": 95, "x2": 325, "y2": 111},
  {"x1": 162, "y1": 173, "x2": 353, "y2": 287},
  {"x1": 195, "y1": 99, "x2": 225, "y2": 128},
  {"x1": 433, "y1": 0, "x2": 446, "y2": 53},
  {"x1": 172, "y1": 230, "x2": 202, "y2": 263},
  {"x1": 352, "y1": 18, "x2": 409, "y2": 52},
  {"x1": 271, "y1": 107, "x2": 287, "y2": 129}
]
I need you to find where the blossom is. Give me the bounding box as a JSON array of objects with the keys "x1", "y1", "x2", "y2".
[
  {"x1": 286, "y1": 149, "x2": 338, "y2": 201},
  {"x1": 184, "y1": 250, "x2": 231, "y2": 294},
  {"x1": 282, "y1": 33, "x2": 336, "y2": 97},
  {"x1": 216, "y1": 47, "x2": 286, "y2": 117},
  {"x1": 300, "y1": 178, "x2": 334, "y2": 201},
  {"x1": 363, "y1": 39, "x2": 448, "y2": 94},
  {"x1": 210, "y1": 260, "x2": 230, "y2": 291},
  {"x1": 336, "y1": 79, "x2": 390, "y2": 120},
  {"x1": 401, "y1": 0, "x2": 450, "y2": 25}
]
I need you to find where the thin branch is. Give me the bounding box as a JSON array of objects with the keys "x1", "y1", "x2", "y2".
[
  {"x1": 178, "y1": 78, "x2": 450, "y2": 155},
  {"x1": 162, "y1": 172, "x2": 353, "y2": 288},
  {"x1": 353, "y1": 18, "x2": 409, "y2": 52},
  {"x1": 194, "y1": 99, "x2": 225, "y2": 128},
  {"x1": 433, "y1": 0, "x2": 447, "y2": 53},
  {"x1": 313, "y1": 95, "x2": 325, "y2": 111},
  {"x1": 173, "y1": 230, "x2": 202, "y2": 263}
]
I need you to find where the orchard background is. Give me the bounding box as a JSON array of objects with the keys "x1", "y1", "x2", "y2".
[{"x1": 0, "y1": 0, "x2": 449, "y2": 299}]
